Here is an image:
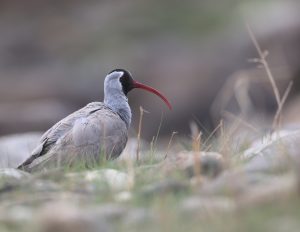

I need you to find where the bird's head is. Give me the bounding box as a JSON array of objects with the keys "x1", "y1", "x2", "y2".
[{"x1": 104, "y1": 69, "x2": 172, "y2": 110}]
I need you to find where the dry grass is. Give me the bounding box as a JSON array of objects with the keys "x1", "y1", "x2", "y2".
[
  {"x1": 136, "y1": 106, "x2": 145, "y2": 162},
  {"x1": 246, "y1": 23, "x2": 281, "y2": 106},
  {"x1": 164, "y1": 131, "x2": 178, "y2": 160},
  {"x1": 190, "y1": 122, "x2": 202, "y2": 184},
  {"x1": 246, "y1": 23, "x2": 293, "y2": 131}
]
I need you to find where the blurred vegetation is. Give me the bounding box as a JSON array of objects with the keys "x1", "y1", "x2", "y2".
[{"x1": 0, "y1": 0, "x2": 299, "y2": 137}]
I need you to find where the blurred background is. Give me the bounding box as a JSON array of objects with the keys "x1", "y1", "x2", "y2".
[{"x1": 0, "y1": 0, "x2": 300, "y2": 139}]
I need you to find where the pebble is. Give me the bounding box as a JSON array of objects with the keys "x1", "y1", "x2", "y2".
[
  {"x1": 180, "y1": 196, "x2": 236, "y2": 216},
  {"x1": 38, "y1": 202, "x2": 112, "y2": 232},
  {"x1": 162, "y1": 151, "x2": 224, "y2": 178},
  {"x1": 141, "y1": 179, "x2": 189, "y2": 197},
  {"x1": 67, "y1": 169, "x2": 130, "y2": 191}
]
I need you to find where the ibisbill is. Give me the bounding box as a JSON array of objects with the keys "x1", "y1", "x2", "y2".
[{"x1": 18, "y1": 69, "x2": 171, "y2": 172}]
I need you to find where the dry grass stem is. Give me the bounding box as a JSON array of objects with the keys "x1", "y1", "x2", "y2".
[
  {"x1": 125, "y1": 154, "x2": 135, "y2": 190},
  {"x1": 272, "y1": 81, "x2": 293, "y2": 130},
  {"x1": 193, "y1": 132, "x2": 202, "y2": 184},
  {"x1": 192, "y1": 133, "x2": 201, "y2": 152},
  {"x1": 219, "y1": 119, "x2": 227, "y2": 153},
  {"x1": 223, "y1": 111, "x2": 259, "y2": 133},
  {"x1": 154, "y1": 113, "x2": 164, "y2": 149},
  {"x1": 210, "y1": 72, "x2": 248, "y2": 123},
  {"x1": 220, "y1": 119, "x2": 224, "y2": 139},
  {"x1": 150, "y1": 136, "x2": 155, "y2": 157},
  {"x1": 246, "y1": 23, "x2": 293, "y2": 131},
  {"x1": 136, "y1": 106, "x2": 144, "y2": 162},
  {"x1": 218, "y1": 118, "x2": 245, "y2": 168},
  {"x1": 164, "y1": 131, "x2": 178, "y2": 159},
  {"x1": 246, "y1": 23, "x2": 281, "y2": 106},
  {"x1": 203, "y1": 120, "x2": 224, "y2": 150}
]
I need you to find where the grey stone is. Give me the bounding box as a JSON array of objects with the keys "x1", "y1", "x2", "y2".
[
  {"x1": 0, "y1": 206, "x2": 33, "y2": 225},
  {"x1": 180, "y1": 196, "x2": 236, "y2": 217},
  {"x1": 38, "y1": 202, "x2": 112, "y2": 232},
  {"x1": 243, "y1": 129, "x2": 300, "y2": 173},
  {"x1": 141, "y1": 179, "x2": 189, "y2": 197},
  {"x1": 0, "y1": 168, "x2": 30, "y2": 179},
  {"x1": 200, "y1": 169, "x2": 274, "y2": 196},
  {"x1": 0, "y1": 133, "x2": 42, "y2": 168},
  {"x1": 66, "y1": 169, "x2": 130, "y2": 191},
  {"x1": 0, "y1": 168, "x2": 31, "y2": 194},
  {"x1": 123, "y1": 208, "x2": 155, "y2": 226},
  {"x1": 92, "y1": 203, "x2": 129, "y2": 222},
  {"x1": 162, "y1": 151, "x2": 224, "y2": 178}
]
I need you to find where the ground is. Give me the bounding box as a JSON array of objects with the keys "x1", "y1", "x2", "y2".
[{"x1": 0, "y1": 127, "x2": 299, "y2": 232}]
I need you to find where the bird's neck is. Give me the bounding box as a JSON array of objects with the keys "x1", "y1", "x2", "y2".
[{"x1": 104, "y1": 92, "x2": 132, "y2": 128}]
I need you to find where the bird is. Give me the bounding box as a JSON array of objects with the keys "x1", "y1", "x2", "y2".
[{"x1": 18, "y1": 69, "x2": 171, "y2": 172}]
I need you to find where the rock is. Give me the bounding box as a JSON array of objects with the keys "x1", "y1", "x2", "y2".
[
  {"x1": 67, "y1": 169, "x2": 130, "y2": 191},
  {"x1": 141, "y1": 179, "x2": 189, "y2": 197},
  {"x1": 92, "y1": 204, "x2": 155, "y2": 228},
  {"x1": 237, "y1": 174, "x2": 298, "y2": 208},
  {"x1": 0, "y1": 205, "x2": 33, "y2": 226},
  {"x1": 188, "y1": 152, "x2": 224, "y2": 178},
  {"x1": 197, "y1": 129, "x2": 300, "y2": 197},
  {"x1": 0, "y1": 168, "x2": 30, "y2": 179},
  {"x1": 162, "y1": 151, "x2": 224, "y2": 178},
  {"x1": 92, "y1": 203, "x2": 128, "y2": 222},
  {"x1": 0, "y1": 132, "x2": 42, "y2": 168},
  {"x1": 199, "y1": 167, "x2": 298, "y2": 207},
  {"x1": 114, "y1": 191, "x2": 133, "y2": 202},
  {"x1": 200, "y1": 169, "x2": 274, "y2": 196},
  {"x1": 38, "y1": 202, "x2": 111, "y2": 232},
  {"x1": 180, "y1": 196, "x2": 236, "y2": 217},
  {"x1": 31, "y1": 180, "x2": 61, "y2": 192},
  {"x1": 243, "y1": 129, "x2": 300, "y2": 173},
  {"x1": 0, "y1": 168, "x2": 31, "y2": 193},
  {"x1": 122, "y1": 208, "x2": 155, "y2": 226}
]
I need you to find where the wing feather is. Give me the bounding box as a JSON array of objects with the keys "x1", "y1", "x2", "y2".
[{"x1": 18, "y1": 102, "x2": 110, "y2": 169}]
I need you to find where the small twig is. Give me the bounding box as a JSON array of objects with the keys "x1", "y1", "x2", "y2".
[
  {"x1": 246, "y1": 23, "x2": 281, "y2": 106},
  {"x1": 192, "y1": 132, "x2": 202, "y2": 184},
  {"x1": 164, "y1": 131, "x2": 178, "y2": 159},
  {"x1": 223, "y1": 111, "x2": 259, "y2": 133},
  {"x1": 272, "y1": 81, "x2": 293, "y2": 129},
  {"x1": 125, "y1": 152, "x2": 135, "y2": 190},
  {"x1": 192, "y1": 115, "x2": 210, "y2": 135},
  {"x1": 219, "y1": 119, "x2": 224, "y2": 141},
  {"x1": 203, "y1": 120, "x2": 224, "y2": 150},
  {"x1": 192, "y1": 132, "x2": 201, "y2": 152},
  {"x1": 149, "y1": 136, "x2": 155, "y2": 159},
  {"x1": 204, "y1": 144, "x2": 212, "y2": 152},
  {"x1": 218, "y1": 118, "x2": 241, "y2": 167},
  {"x1": 136, "y1": 106, "x2": 144, "y2": 162},
  {"x1": 153, "y1": 112, "x2": 164, "y2": 152}
]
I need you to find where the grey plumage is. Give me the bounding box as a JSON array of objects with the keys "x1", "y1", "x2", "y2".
[
  {"x1": 18, "y1": 102, "x2": 128, "y2": 172},
  {"x1": 18, "y1": 69, "x2": 171, "y2": 172},
  {"x1": 18, "y1": 71, "x2": 131, "y2": 172}
]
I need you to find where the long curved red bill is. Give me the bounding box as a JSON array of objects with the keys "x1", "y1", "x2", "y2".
[{"x1": 133, "y1": 81, "x2": 172, "y2": 110}]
